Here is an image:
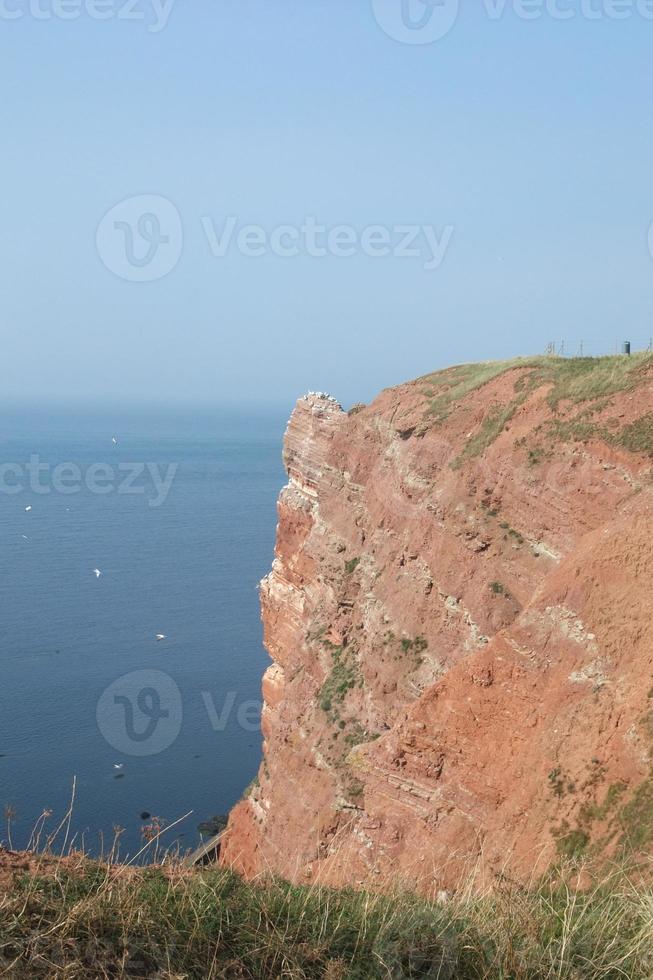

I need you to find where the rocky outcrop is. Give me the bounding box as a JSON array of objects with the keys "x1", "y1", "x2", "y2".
[{"x1": 221, "y1": 357, "x2": 653, "y2": 894}]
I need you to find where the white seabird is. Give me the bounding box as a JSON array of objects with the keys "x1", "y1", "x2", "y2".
[
  {"x1": 94, "y1": 568, "x2": 102, "y2": 578},
  {"x1": 155, "y1": 633, "x2": 166, "y2": 641}
]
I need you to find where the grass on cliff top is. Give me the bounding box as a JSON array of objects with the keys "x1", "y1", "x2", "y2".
[
  {"x1": 422, "y1": 353, "x2": 653, "y2": 423},
  {"x1": 3, "y1": 854, "x2": 653, "y2": 978}
]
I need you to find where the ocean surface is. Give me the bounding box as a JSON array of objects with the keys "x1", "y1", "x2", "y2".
[{"x1": 0, "y1": 405, "x2": 288, "y2": 859}]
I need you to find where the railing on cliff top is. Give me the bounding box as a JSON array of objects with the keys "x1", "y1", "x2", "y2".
[{"x1": 543, "y1": 338, "x2": 653, "y2": 357}]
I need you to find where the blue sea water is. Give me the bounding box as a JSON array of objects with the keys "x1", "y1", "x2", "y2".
[{"x1": 0, "y1": 405, "x2": 288, "y2": 859}]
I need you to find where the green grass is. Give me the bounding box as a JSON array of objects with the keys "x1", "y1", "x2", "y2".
[
  {"x1": 452, "y1": 395, "x2": 527, "y2": 467},
  {"x1": 423, "y1": 354, "x2": 652, "y2": 416},
  {"x1": 400, "y1": 636, "x2": 428, "y2": 654},
  {"x1": 618, "y1": 771, "x2": 653, "y2": 851},
  {"x1": 613, "y1": 413, "x2": 653, "y2": 455},
  {"x1": 541, "y1": 410, "x2": 653, "y2": 457},
  {"x1": 489, "y1": 581, "x2": 509, "y2": 597},
  {"x1": 554, "y1": 826, "x2": 590, "y2": 860},
  {"x1": 3, "y1": 857, "x2": 653, "y2": 978},
  {"x1": 579, "y1": 783, "x2": 628, "y2": 827},
  {"x1": 318, "y1": 645, "x2": 361, "y2": 718},
  {"x1": 421, "y1": 359, "x2": 525, "y2": 423},
  {"x1": 421, "y1": 355, "x2": 653, "y2": 461},
  {"x1": 536, "y1": 354, "x2": 653, "y2": 409}
]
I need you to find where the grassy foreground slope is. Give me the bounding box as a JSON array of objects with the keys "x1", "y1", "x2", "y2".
[{"x1": 1, "y1": 852, "x2": 653, "y2": 978}]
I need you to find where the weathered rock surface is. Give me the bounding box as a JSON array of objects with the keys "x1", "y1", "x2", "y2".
[{"x1": 221, "y1": 358, "x2": 653, "y2": 894}]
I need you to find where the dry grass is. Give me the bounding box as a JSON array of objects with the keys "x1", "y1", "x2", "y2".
[
  {"x1": 422, "y1": 354, "x2": 653, "y2": 423},
  {"x1": 419, "y1": 354, "x2": 653, "y2": 464},
  {"x1": 2, "y1": 851, "x2": 653, "y2": 978}
]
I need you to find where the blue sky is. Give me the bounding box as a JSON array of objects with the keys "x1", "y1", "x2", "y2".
[{"x1": 1, "y1": 0, "x2": 653, "y2": 408}]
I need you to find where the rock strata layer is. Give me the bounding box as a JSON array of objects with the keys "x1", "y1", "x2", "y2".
[{"x1": 221, "y1": 358, "x2": 653, "y2": 893}]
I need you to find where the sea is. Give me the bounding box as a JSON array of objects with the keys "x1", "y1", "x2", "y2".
[{"x1": 0, "y1": 404, "x2": 289, "y2": 859}]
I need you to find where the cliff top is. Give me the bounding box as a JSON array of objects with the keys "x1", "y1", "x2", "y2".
[
  {"x1": 356, "y1": 352, "x2": 653, "y2": 466},
  {"x1": 415, "y1": 352, "x2": 653, "y2": 418}
]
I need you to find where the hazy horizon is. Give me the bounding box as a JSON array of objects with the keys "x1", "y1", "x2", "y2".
[{"x1": 3, "y1": 2, "x2": 653, "y2": 407}]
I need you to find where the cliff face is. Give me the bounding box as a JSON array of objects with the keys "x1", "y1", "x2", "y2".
[{"x1": 221, "y1": 357, "x2": 653, "y2": 893}]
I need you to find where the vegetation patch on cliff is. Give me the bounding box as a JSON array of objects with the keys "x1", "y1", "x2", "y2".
[
  {"x1": 613, "y1": 413, "x2": 653, "y2": 455},
  {"x1": 422, "y1": 354, "x2": 653, "y2": 461},
  {"x1": 452, "y1": 394, "x2": 527, "y2": 467},
  {"x1": 537, "y1": 354, "x2": 653, "y2": 409},
  {"x1": 421, "y1": 360, "x2": 522, "y2": 424},
  {"x1": 319, "y1": 643, "x2": 362, "y2": 721},
  {"x1": 424, "y1": 354, "x2": 652, "y2": 416},
  {"x1": 548, "y1": 760, "x2": 636, "y2": 860},
  {"x1": 617, "y1": 770, "x2": 653, "y2": 851}
]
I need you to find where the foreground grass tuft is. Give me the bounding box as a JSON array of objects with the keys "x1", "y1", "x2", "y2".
[{"x1": 2, "y1": 856, "x2": 653, "y2": 978}]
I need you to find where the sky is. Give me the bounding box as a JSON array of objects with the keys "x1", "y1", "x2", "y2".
[{"x1": 1, "y1": 0, "x2": 653, "y2": 409}]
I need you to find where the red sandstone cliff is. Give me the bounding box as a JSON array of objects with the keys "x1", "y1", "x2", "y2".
[{"x1": 221, "y1": 357, "x2": 653, "y2": 894}]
